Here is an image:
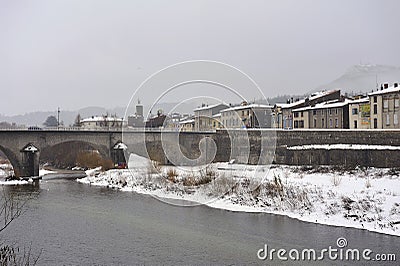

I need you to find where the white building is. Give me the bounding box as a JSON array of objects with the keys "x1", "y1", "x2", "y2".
[{"x1": 80, "y1": 115, "x2": 126, "y2": 129}]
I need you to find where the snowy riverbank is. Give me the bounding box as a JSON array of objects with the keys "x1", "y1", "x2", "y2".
[{"x1": 77, "y1": 158, "x2": 400, "y2": 237}]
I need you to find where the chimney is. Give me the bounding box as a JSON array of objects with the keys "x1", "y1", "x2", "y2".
[{"x1": 394, "y1": 83, "x2": 398, "y2": 88}]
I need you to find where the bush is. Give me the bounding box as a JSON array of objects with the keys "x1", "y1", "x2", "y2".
[{"x1": 76, "y1": 151, "x2": 113, "y2": 171}]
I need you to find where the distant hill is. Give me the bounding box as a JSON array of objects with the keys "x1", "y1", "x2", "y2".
[{"x1": 312, "y1": 64, "x2": 400, "y2": 95}]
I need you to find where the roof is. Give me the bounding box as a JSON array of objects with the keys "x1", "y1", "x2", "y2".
[
  {"x1": 179, "y1": 119, "x2": 195, "y2": 124},
  {"x1": 292, "y1": 100, "x2": 349, "y2": 112},
  {"x1": 193, "y1": 103, "x2": 228, "y2": 112},
  {"x1": 369, "y1": 85, "x2": 400, "y2": 96},
  {"x1": 81, "y1": 116, "x2": 124, "y2": 123},
  {"x1": 276, "y1": 90, "x2": 339, "y2": 109},
  {"x1": 348, "y1": 97, "x2": 369, "y2": 104},
  {"x1": 220, "y1": 103, "x2": 273, "y2": 112}
]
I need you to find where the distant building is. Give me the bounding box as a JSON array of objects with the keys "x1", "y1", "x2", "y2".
[
  {"x1": 348, "y1": 97, "x2": 370, "y2": 129},
  {"x1": 368, "y1": 82, "x2": 400, "y2": 129},
  {"x1": 220, "y1": 102, "x2": 273, "y2": 128},
  {"x1": 127, "y1": 100, "x2": 145, "y2": 128},
  {"x1": 292, "y1": 99, "x2": 350, "y2": 129},
  {"x1": 145, "y1": 110, "x2": 166, "y2": 128},
  {"x1": 194, "y1": 103, "x2": 229, "y2": 131},
  {"x1": 179, "y1": 118, "x2": 195, "y2": 132},
  {"x1": 274, "y1": 90, "x2": 341, "y2": 129},
  {"x1": 80, "y1": 115, "x2": 126, "y2": 129}
]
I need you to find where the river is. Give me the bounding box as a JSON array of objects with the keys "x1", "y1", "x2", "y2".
[{"x1": 1, "y1": 177, "x2": 399, "y2": 265}]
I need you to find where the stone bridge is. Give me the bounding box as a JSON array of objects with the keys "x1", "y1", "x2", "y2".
[
  {"x1": 1, "y1": 129, "x2": 400, "y2": 177},
  {"x1": 0, "y1": 129, "x2": 212, "y2": 177}
]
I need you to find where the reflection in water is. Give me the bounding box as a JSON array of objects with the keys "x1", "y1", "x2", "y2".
[{"x1": 0, "y1": 179, "x2": 398, "y2": 265}]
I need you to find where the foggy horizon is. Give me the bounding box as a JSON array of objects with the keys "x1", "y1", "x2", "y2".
[{"x1": 1, "y1": 0, "x2": 400, "y2": 115}]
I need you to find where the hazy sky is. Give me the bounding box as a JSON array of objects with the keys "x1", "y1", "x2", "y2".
[{"x1": 1, "y1": 0, "x2": 400, "y2": 115}]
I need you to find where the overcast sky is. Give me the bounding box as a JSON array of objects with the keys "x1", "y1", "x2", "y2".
[{"x1": 1, "y1": 0, "x2": 400, "y2": 115}]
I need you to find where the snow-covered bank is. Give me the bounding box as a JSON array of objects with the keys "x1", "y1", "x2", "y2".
[
  {"x1": 0, "y1": 168, "x2": 56, "y2": 185},
  {"x1": 77, "y1": 163, "x2": 400, "y2": 236}
]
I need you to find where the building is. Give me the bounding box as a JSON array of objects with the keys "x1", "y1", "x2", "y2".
[
  {"x1": 80, "y1": 115, "x2": 126, "y2": 129},
  {"x1": 348, "y1": 97, "x2": 370, "y2": 129},
  {"x1": 127, "y1": 100, "x2": 145, "y2": 128},
  {"x1": 194, "y1": 103, "x2": 229, "y2": 131},
  {"x1": 145, "y1": 111, "x2": 166, "y2": 128},
  {"x1": 274, "y1": 90, "x2": 341, "y2": 129},
  {"x1": 179, "y1": 118, "x2": 195, "y2": 132},
  {"x1": 292, "y1": 99, "x2": 350, "y2": 129},
  {"x1": 220, "y1": 102, "x2": 273, "y2": 128},
  {"x1": 368, "y1": 83, "x2": 400, "y2": 129}
]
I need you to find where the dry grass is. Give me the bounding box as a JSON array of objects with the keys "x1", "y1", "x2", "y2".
[
  {"x1": 331, "y1": 175, "x2": 342, "y2": 187},
  {"x1": 76, "y1": 151, "x2": 114, "y2": 171}
]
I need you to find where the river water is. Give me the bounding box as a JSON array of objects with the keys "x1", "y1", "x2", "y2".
[{"x1": 1, "y1": 178, "x2": 399, "y2": 265}]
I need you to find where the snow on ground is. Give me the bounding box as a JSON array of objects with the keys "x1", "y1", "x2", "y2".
[
  {"x1": 39, "y1": 168, "x2": 56, "y2": 176},
  {"x1": 77, "y1": 158, "x2": 400, "y2": 237}
]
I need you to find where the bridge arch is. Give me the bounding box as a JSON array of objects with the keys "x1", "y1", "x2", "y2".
[
  {"x1": 40, "y1": 140, "x2": 110, "y2": 169},
  {"x1": 0, "y1": 145, "x2": 21, "y2": 177}
]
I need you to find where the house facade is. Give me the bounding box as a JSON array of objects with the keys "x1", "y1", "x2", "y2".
[
  {"x1": 292, "y1": 100, "x2": 350, "y2": 129},
  {"x1": 348, "y1": 97, "x2": 370, "y2": 129},
  {"x1": 220, "y1": 102, "x2": 273, "y2": 128},
  {"x1": 368, "y1": 83, "x2": 400, "y2": 129},
  {"x1": 194, "y1": 103, "x2": 229, "y2": 131},
  {"x1": 275, "y1": 90, "x2": 341, "y2": 129}
]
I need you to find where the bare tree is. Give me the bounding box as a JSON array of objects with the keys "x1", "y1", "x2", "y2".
[{"x1": 0, "y1": 189, "x2": 41, "y2": 265}]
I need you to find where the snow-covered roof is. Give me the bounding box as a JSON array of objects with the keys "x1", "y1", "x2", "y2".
[
  {"x1": 113, "y1": 142, "x2": 128, "y2": 150},
  {"x1": 179, "y1": 119, "x2": 195, "y2": 124},
  {"x1": 193, "y1": 103, "x2": 228, "y2": 112},
  {"x1": 81, "y1": 116, "x2": 124, "y2": 123},
  {"x1": 292, "y1": 100, "x2": 349, "y2": 112},
  {"x1": 276, "y1": 90, "x2": 339, "y2": 109},
  {"x1": 21, "y1": 144, "x2": 39, "y2": 152},
  {"x1": 212, "y1": 113, "x2": 222, "y2": 118},
  {"x1": 369, "y1": 84, "x2": 400, "y2": 96},
  {"x1": 220, "y1": 103, "x2": 273, "y2": 112},
  {"x1": 348, "y1": 97, "x2": 369, "y2": 104}
]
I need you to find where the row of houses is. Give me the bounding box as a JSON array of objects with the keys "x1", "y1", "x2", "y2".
[{"x1": 77, "y1": 82, "x2": 400, "y2": 130}]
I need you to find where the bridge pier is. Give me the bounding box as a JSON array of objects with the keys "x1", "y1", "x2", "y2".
[{"x1": 19, "y1": 143, "x2": 40, "y2": 177}]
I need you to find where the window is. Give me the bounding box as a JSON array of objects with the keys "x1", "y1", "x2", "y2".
[
  {"x1": 384, "y1": 99, "x2": 389, "y2": 109},
  {"x1": 374, "y1": 96, "x2": 377, "y2": 103},
  {"x1": 322, "y1": 118, "x2": 325, "y2": 128},
  {"x1": 294, "y1": 121, "x2": 299, "y2": 128},
  {"x1": 395, "y1": 99, "x2": 400, "y2": 108},
  {"x1": 373, "y1": 118, "x2": 378, "y2": 129},
  {"x1": 335, "y1": 118, "x2": 338, "y2": 128},
  {"x1": 335, "y1": 108, "x2": 338, "y2": 115},
  {"x1": 242, "y1": 111, "x2": 245, "y2": 116},
  {"x1": 354, "y1": 121, "x2": 358, "y2": 129},
  {"x1": 329, "y1": 109, "x2": 332, "y2": 115},
  {"x1": 386, "y1": 114, "x2": 390, "y2": 126},
  {"x1": 329, "y1": 119, "x2": 333, "y2": 127},
  {"x1": 373, "y1": 105, "x2": 377, "y2": 114},
  {"x1": 247, "y1": 110, "x2": 249, "y2": 115},
  {"x1": 352, "y1": 108, "x2": 358, "y2": 115},
  {"x1": 294, "y1": 112, "x2": 299, "y2": 118},
  {"x1": 395, "y1": 114, "x2": 399, "y2": 125},
  {"x1": 299, "y1": 121, "x2": 304, "y2": 128},
  {"x1": 313, "y1": 119, "x2": 317, "y2": 128},
  {"x1": 313, "y1": 110, "x2": 317, "y2": 115},
  {"x1": 321, "y1": 110, "x2": 324, "y2": 115},
  {"x1": 301, "y1": 111, "x2": 303, "y2": 117}
]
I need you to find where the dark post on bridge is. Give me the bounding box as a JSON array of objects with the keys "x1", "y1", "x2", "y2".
[{"x1": 20, "y1": 143, "x2": 40, "y2": 179}]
